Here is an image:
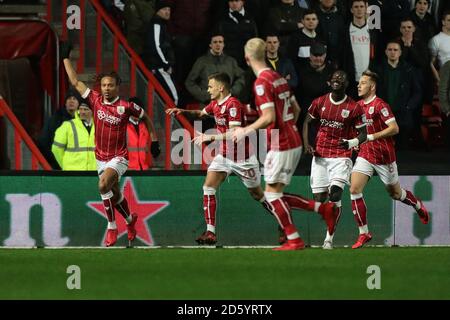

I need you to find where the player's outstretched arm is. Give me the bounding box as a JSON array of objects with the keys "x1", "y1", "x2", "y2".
[
  {"x1": 61, "y1": 43, "x2": 88, "y2": 96},
  {"x1": 165, "y1": 108, "x2": 207, "y2": 119}
]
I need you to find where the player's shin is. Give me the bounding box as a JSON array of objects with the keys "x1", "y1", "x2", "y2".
[
  {"x1": 203, "y1": 186, "x2": 217, "y2": 233},
  {"x1": 351, "y1": 193, "x2": 369, "y2": 234},
  {"x1": 115, "y1": 192, "x2": 132, "y2": 223},
  {"x1": 264, "y1": 192, "x2": 299, "y2": 239},
  {"x1": 101, "y1": 191, "x2": 116, "y2": 229}
]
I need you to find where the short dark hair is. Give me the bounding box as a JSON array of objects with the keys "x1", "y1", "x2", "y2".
[
  {"x1": 386, "y1": 40, "x2": 402, "y2": 49},
  {"x1": 442, "y1": 10, "x2": 450, "y2": 21},
  {"x1": 415, "y1": 0, "x2": 429, "y2": 6},
  {"x1": 208, "y1": 72, "x2": 231, "y2": 91},
  {"x1": 351, "y1": 0, "x2": 368, "y2": 6},
  {"x1": 362, "y1": 70, "x2": 379, "y2": 85},
  {"x1": 400, "y1": 17, "x2": 416, "y2": 26},
  {"x1": 302, "y1": 9, "x2": 317, "y2": 18},
  {"x1": 95, "y1": 71, "x2": 122, "y2": 85}
]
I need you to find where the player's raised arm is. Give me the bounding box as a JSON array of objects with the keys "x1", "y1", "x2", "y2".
[{"x1": 61, "y1": 43, "x2": 88, "y2": 96}]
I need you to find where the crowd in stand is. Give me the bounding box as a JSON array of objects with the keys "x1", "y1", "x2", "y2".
[{"x1": 97, "y1": 0, "x2": 450, "y2": 151}]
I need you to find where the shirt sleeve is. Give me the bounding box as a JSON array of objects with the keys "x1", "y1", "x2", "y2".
[
  {"x1": 254, "y1": 80, "x2": 274, "y2": 111},
  {"x1": 379, "y1": 102, "x2": 396, "y2": 124},
  {"x1": 129, "y1": 102, "x2": 145, "y2": 119},
  {"x1": 354, "y1": 103, "x2": 367, "y2": 129},
  {"x1": 81, "y1": 88, "x2": 100, "y2": 110},
  {"x1": 308, "y1": 99, "x2": 319, "y2": 119},
  {"x1": 227, "y1": 100, "x2": 242, "y2": 127},
  {"x1": 203, "y1": 102, "x2": 214, "y2": 115}
]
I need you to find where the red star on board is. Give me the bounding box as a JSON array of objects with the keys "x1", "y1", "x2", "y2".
[{"x1": 87, "y1": 177, "x2": 169, "y2": 245}]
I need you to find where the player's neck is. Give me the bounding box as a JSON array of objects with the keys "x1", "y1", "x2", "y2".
[
  {"x1": 252, "y1": 61, "x2": 269, "y2": 77},
  {"x1": 363, "y1": 93, "x2": 376, "y2": 104},
  {"x1": 331, "y1": 91, "x2": 346, "y2": 103},
  {"x1": 216, "y1": 92, "x2": 231, "y2": 104}
]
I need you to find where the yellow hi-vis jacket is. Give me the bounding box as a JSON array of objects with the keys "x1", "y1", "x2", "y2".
[{"x1": 52, "y1": 115, "x2": 96, "y2": 170}]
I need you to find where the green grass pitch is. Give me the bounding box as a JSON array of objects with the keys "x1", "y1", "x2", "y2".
[{"x1": 0, "y1": 247, "x2": 449, "y2": 300}]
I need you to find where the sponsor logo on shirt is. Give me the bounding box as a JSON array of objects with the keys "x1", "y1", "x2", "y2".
[
  {"x1": 320, "y1": 119, "x2": 344, "y2": 129},
  {"x1": 97, "y1": 110, "x2": 121, "y2": 125},
  {"x1": 215, "y1": 117, "x2": 226, "y2": 126}
]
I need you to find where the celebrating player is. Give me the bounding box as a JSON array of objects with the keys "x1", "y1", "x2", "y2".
[
  {"x1": 349, "y1": 70, "x2": 430, "y2": 249},
  {"x1": 167, "y1": 72, "x2": 335, "y2": 245},
  {"x1": 62, "y1": 43, "x2": 156, "y2": 246},
  {"x1": 232, "y1": 38, "x2": 338, "y2": 251},
  {"x1": 303, "y1": 70, "x2": 368, "y2": 249}
]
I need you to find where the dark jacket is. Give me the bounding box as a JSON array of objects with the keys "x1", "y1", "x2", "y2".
[
  {"x1": 266, "y1": 56, "x2": 298, "y2": 89},
  {"x1": 38, "y1": 107, "x2": 75, "y2": 169},
  {"x1": 168, "y1": 0, "x2": 211, "y2": 36},
  {"x1": 409, "y1": 10, "x2": 437, "y2": 44},
  {"x1": 372, "y1": 58, "x2": 422, "y2": 127},
  {"x1": 143, "y1": 15, "x2": 175, "y2": 70},
  {"x1": 185, "y1": 50, "x2": 246, "y2": 104},
  {"x1": 124, "y1": 0, "x2": 155, "y2": 55},
  {"x1": 215, "y1": 9, "x2": 258, "y2": 68},
  {"x1": 317, "y1": 6, "x2": 346, "y2": 67}
]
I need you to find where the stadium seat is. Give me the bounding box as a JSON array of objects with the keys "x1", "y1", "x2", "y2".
[{"x1": 421, "y1": 103, "x2": 444, "y2": 149}]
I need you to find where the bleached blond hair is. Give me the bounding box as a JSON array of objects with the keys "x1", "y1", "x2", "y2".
[{"x1": 244, "y1": 38, "x2": 266, "y2": 62}]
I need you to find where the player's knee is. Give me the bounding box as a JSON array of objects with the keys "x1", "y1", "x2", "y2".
[
  {"x1": 203, "y1": 186, "x2": 216, "y2": 195},
  {"x1": 349, "y1": 184, "x2": 363, "y2": 195},
  {"x1": 98, "y1": 180, "x2": 110, "y2": 194},
  {"x1": 329, "y1": 185, "x2": 343, "y2": 202}
]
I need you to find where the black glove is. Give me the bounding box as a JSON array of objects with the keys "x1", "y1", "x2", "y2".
[
  {"x1": 151, "y1": 141, "x2": 161, "y2": 158},
  {"x1": 60, "y1": 42, "x2": 72, "y2": 60}
]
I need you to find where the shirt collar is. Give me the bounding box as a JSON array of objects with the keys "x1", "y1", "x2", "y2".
[
  {"x1": 257, "y1": 68, "x2": 271, "y2": 77},
  {"x1": 364, "y1": 95, "x2": 377, "y2": 104},
  {"x1": 103, "y1": 96, "x2": 119, "y2": 105},
  {"x1": 218, "y1": 94, "x2": 231, "y2": 106},
  {"x1": 329, "y1": 93, "x2": 347, "y2": 105}
]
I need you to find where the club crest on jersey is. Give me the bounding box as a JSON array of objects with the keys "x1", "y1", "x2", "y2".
[
  {"x1": 220, "y1": 105, "x2": 226, "y2": 114},
  {"x1": 117, "y1": 106, "x2": 125, "y2": 115},
  {"x1": 229, "y1": 107, "x2": 237, "y2": 117},
  {"x1": 368, "y1": 106, "x2": 374, "y2": 114},
  {"x1": 341, "y1": 109, "x2": 350, "y2": 118},
  {"x1": 256, "y1": 85, "x2": 264, "y2": 96},
  {"x1": 381, "y1": 107, "x2": 389, "y2": 117}
]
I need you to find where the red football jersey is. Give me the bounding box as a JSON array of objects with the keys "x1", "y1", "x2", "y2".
[
  {"x1": 357, "y1": 96, "x2": 397, "y2": 164},
  {"x1": 308, "y1": 93, "x2": 366, "y2": 158},
  {"x1": 83, "y1": 88, "x2": 144, "y2": 162},
  {"x1": 254, "y1": 68, "x2": 302, "y2": 151},
  {"x1": 204, "y1": 95, "x2": 250, "y2": 160}
]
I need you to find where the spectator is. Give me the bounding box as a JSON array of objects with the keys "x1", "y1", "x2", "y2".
[
  {"x1": 142, "y1": 0, "x2": 178, "y2": 105},
  {"x1": 429, "y1": 10, "x2": 450, "y2": 82},
  {"x1": 215, "y1": 0, "x2": 258, "y2": 68},
  {"x1": 127, "y1": 97, "x2": 161, "y2": 170},
  {"x1": 295, "y1": 42, "x2": 335, "y2": 127},
  {"x1": 375, "y1": 0, "x2": 410, "y2": 43},
  {"x1": 51, "y1": 100, "x2": 96, "y2": 171},
  {"x1": 439, "y1": 60, "x2": 450, "y2": 149},
  {"x1": 168, "y1": 0, "x2": 212, "y2": 89},
  {"x1": 265, "y1": 34, "x2": 298, "y2": 89},
  {"x1": 287, "y1": 9, "x2": 324, "y2": 68},
  {"x1": 185, "y1": 33, "x2": 246, "y2": 105},
  {"x1": 397, "y1": 17, "x2": 433, "y2": 103},
  {"x1": 123, "y1": 0, "x2": 155, "y2": 55},
  {"x1": 372, "y1": 41, "x2": 423, "y2": 148},
  {"x1": 342, "y1": 0, "x2": 381, "y2": 99},
  {"x1": 316, "y1": 0, "x2": 346, "y2": 67},
  {"x1": 410, "y1": 0, "x2": 437, "y2": 43},
  {"x1": 37, "y1": 89, "x2": 81, "y2": 169},
  {"x1": 267, "y1": 0, "x2": 305, "y2": 56}
]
